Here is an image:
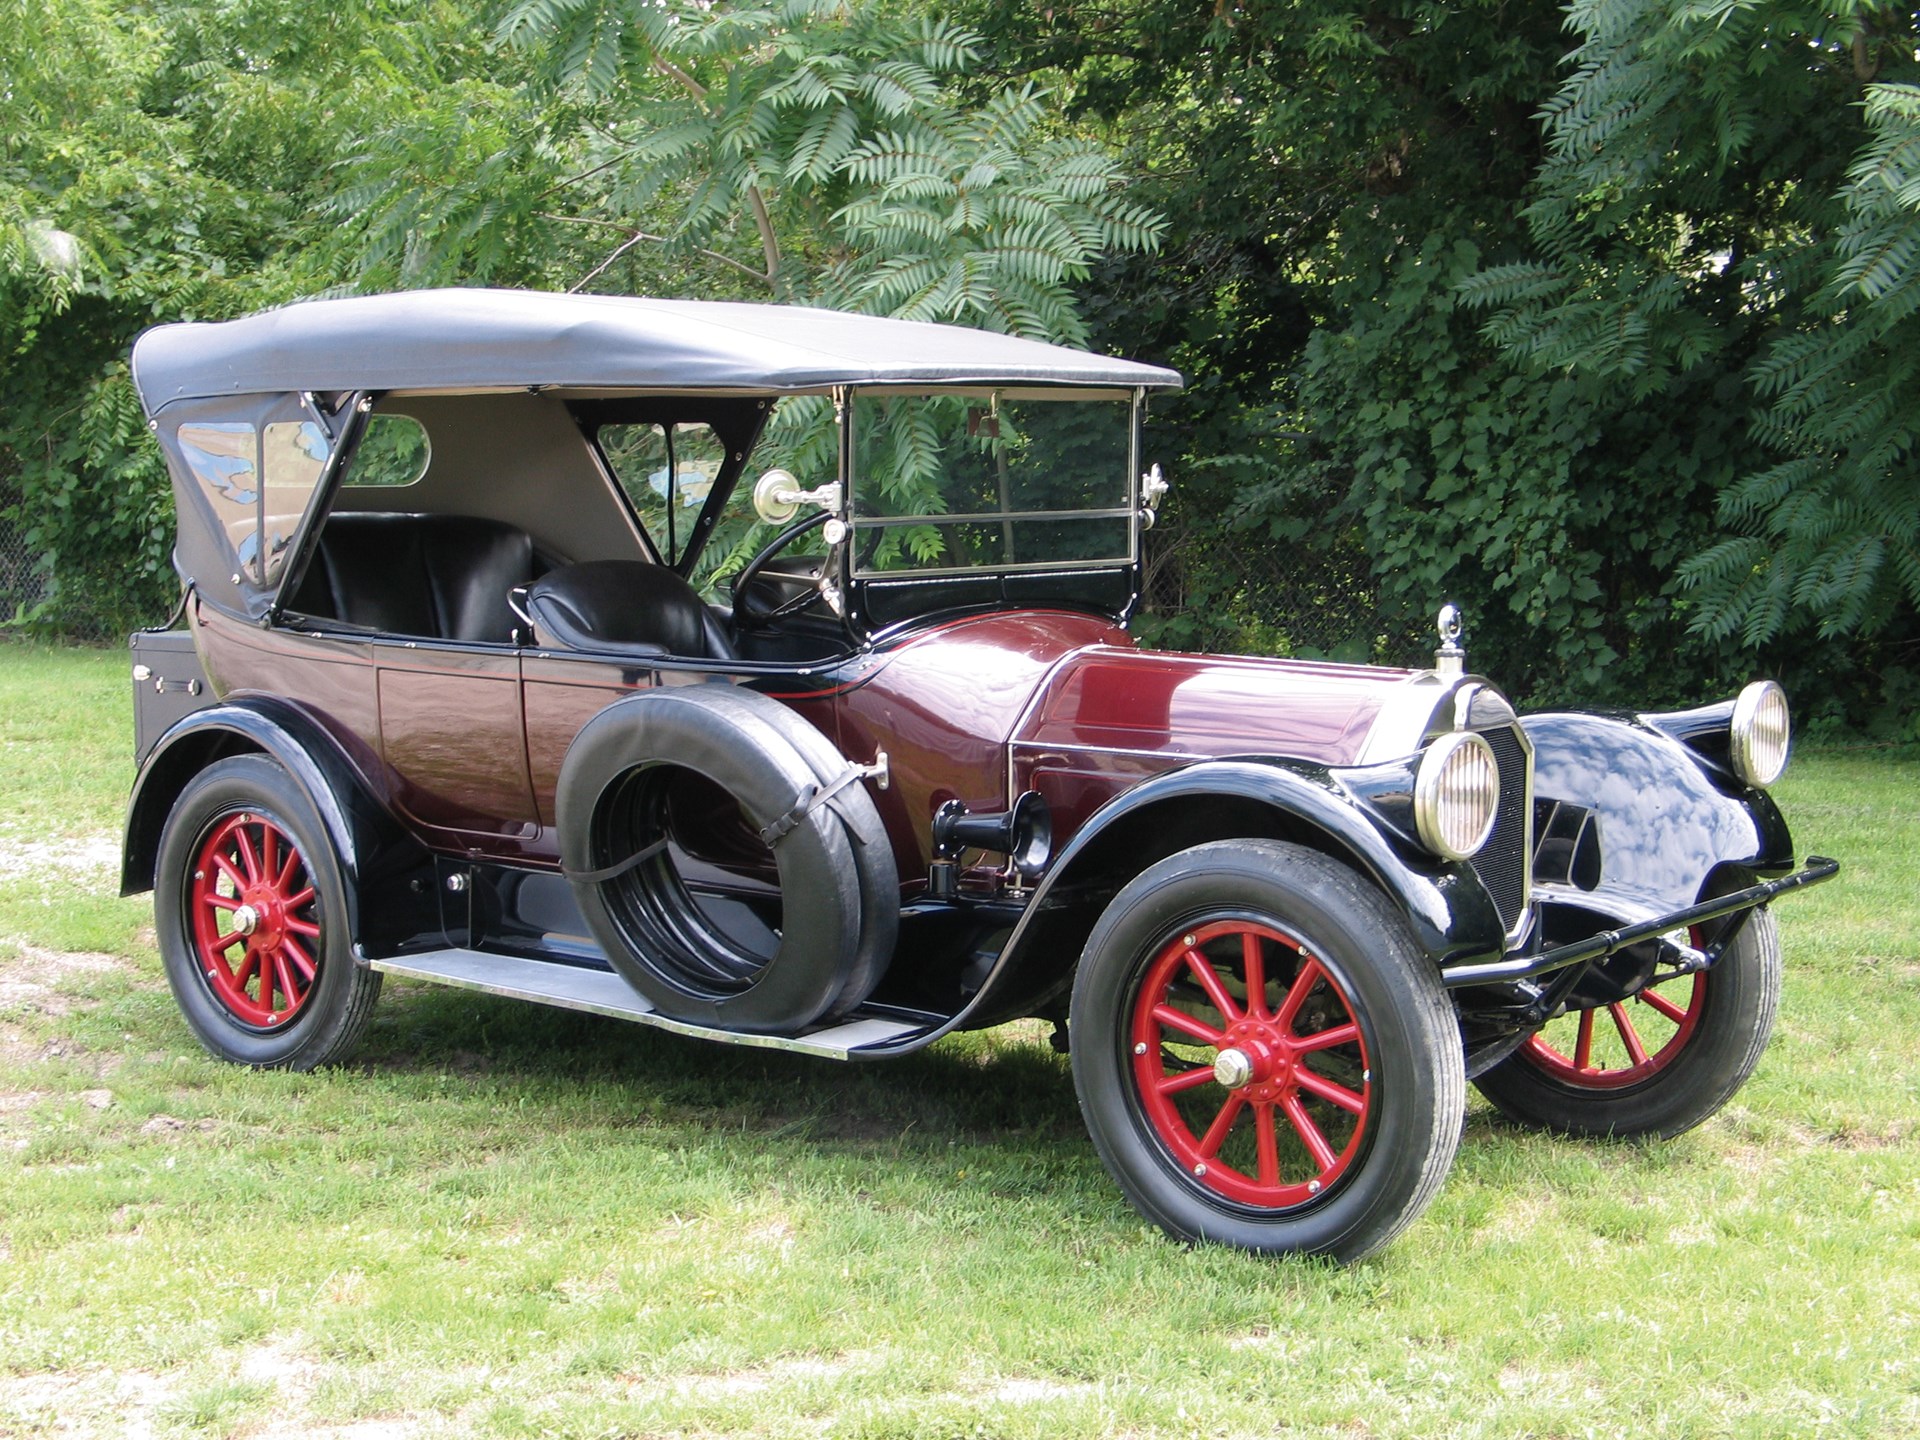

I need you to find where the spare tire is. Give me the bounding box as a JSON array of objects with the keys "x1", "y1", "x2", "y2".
[{"x1": 555, "y1": 684, "x2": 898, "y2": 1034}]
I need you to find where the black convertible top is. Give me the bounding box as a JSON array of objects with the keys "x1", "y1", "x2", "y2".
[{"x1": 131, "y1": 288, "x2": 1181, "y2": 410}]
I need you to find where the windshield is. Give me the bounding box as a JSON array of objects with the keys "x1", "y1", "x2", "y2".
[{"x1": 849, "y1": 389, "x2": 1136, "y2": 576}]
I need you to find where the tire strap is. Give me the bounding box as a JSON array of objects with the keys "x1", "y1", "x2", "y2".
[
  {"x1": 759, "y1": 764, "x2": 878, "y2": 849},
  {"x1": 565, "y1": 837, "x2": 670, "y2": 884}
]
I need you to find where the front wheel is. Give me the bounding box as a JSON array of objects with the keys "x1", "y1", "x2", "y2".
[
  {"x1": 1474, "y1": 908, "x2": 1781, "y2": 1139},
  {"x1": 154, "y1": 754, "x2": 381, "y2": 1069},
  {"x1": 1070, "y1": 840, "x2": 1465, "y2": 1261}
]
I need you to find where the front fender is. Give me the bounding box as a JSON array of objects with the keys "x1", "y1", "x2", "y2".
[
  {"x1": 859, "y1": 758, "x2": 1508, "y2": 1056},
  {"x1": 122, "y1": 699, "x2": 436, "y2": 953},
  {"x1": 1034, "y1": 759, "x2": 1505, "y2": 961},
  {"x1": 1520, "y1": 711, "x2": 1795, "y2": 923}
]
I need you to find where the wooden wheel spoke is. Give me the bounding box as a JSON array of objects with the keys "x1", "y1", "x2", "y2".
[
  {"x1": 1609, "y1": 1003, "x2": 1650, "y2": 1066},
  {"x1": 235, "y1": 827, "x2": 261, "y2": 884},
  {"x1": 1280, "y1": 1093, "x2": 1338, "y2": 1171},
  {"x1": 1155, "y1": 1066, "x2": 1217, "y2": 1096},
  {"x1": 213, "y1": 853, "x2": 248, "y2": 892},
  {"x1": 1241, "y1": 931, "x2": 1267, "y2": 1019},
  {"x1": 282, "y1": 937, "x2": 317, "y2": 984},
  {"x1": 1573, "y1": 1008, "x2": 1596, "y2": 1070},
  {"x1": 1638, "y1": 986, "x2": 1690, "y2": 1025},
  {"x1": 1294, "y1": 1065, "x2": 1367, "y2": 1115},
  {"x1": 1254, "y1": 1102, "x2": 1280, "y2": 1186},
  {"x1": 1294, "y1": 1021, "x2": 1359, "y2": 1054},
  {"x1": 1197, "y1": 1092, "x2": 1246, "y2": 1158},
  {"x1": 1152, "y1": 1003, "x2": 1225, "y2": 1047},
  {"x1": 1184, "y1": 949, "x2": 1241, "y2": 1024},
  {"x1": 1276, "y1": 956, "x2": 1323, "y2": 1030}
]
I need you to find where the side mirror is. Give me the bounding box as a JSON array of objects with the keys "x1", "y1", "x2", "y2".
[
  {"x1": 752, "y1": 469, "x2": 841, "y2": 525},
  {"x1": 1140, "y1": 463, "x2": 1170, "y2": 528}
]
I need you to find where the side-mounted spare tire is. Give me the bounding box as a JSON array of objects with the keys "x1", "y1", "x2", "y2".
[{"x1": 555, "y1": 684, "x2": 898, "y2": 1034}]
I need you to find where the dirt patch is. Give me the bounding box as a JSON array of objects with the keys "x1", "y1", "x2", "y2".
[
  {"x1": 0, "y1": 835, "x2": 122, "y2": 882},
  {"x1": 140, "y1": 1113, "x2": 218, "y2": 1139},
  {"x1": 983, "y1": 1376, "x2": 1101, "y2": 1404},
  {"x1": 0, "y1": 946, "x2": 129, "y2": 1020},
  {"x1": 627, "y1": 1351, "x2": 874, "y2": 1401},
  {"x1": 0, "y1": 1369, "x2": 172, "y2": 1440}
]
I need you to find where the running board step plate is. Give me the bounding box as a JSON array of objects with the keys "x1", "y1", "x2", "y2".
[{"x1": 369, "y1": 948, "x2": 924, "y2": 1060}]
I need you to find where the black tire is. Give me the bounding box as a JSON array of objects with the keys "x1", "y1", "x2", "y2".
[
  {"x1": 154, "y1": 754, "x2": 381, "y2": 1069},
  {"x1": 556, "y1": 685, "x2": 897, "y2": 1034},
  {"x1": 1474, "y1": 908, "x2": 1781, "y2": 1139},
  {"x1": 1070, "y1": 839, "x2": 1465, "y2": 1261}
]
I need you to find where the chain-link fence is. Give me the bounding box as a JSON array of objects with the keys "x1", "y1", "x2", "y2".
[{"x1": 0, "y1": 468, "x2": 54, "y2": 631}]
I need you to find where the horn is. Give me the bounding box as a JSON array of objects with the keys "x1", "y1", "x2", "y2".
[{"x1": 928, "y1": 792, "x2": 1053, "y2": 896}]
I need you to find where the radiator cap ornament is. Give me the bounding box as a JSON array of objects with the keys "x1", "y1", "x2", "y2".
[{"x1": 1435, "y1": 603, "x2": 1466, "y2": 677}]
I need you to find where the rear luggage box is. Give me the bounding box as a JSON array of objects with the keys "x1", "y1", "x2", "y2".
[{"x1": 130, "y1": 630, "x2": 213, "y2": 763}]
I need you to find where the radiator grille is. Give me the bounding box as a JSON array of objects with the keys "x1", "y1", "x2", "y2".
[{"x1": 1469, "y1": 724, "x2": 1531, "y2": 934}]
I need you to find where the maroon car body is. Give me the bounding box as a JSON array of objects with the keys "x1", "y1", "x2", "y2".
[{"x1": 121, "y1": 289, "x2": 1834, "y2": 1259}]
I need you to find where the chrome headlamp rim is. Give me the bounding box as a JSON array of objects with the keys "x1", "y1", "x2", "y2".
[
  {"x1": 1730, "y1": 679, "x2": 1791, "y2": 788},
  {"x1": 1413, "y1": 730, "x2": 1499, "y2": 862}
]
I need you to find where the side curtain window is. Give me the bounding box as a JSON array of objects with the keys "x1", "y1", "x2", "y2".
[
  {"x1": 260, "y1": 420, "x2": 330, "y2": 583},
  {"x1": 176, "y1": 422, "x2": 262, "y2": 579},
  {"x1": 600, "y1": 421, "x2": 727, "y2": 566},
  {"x1": 161, "y1": 393, "x2": 340, "y2": 616}
]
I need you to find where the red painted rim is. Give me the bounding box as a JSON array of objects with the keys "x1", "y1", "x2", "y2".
[
  {"x1": 1521, "y1": 969, "x2": 1707, "y2": 1090},
  {"x1": 187, "y1": 811, "x2": 323, "y2": 1029},
  {"x1": 1129, "y1": 919, "x2": 1371, "y2": 1210}
]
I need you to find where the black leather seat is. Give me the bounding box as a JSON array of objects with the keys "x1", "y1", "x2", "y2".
[
  {"x1": 526, "y1": 560, "x2": 737, "y2": 660},
  {"x1": 286, "y1": 513, "x2": 538, "y2": 643}
]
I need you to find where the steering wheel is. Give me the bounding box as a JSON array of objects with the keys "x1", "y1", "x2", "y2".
[{"x1": 731, "y1": 509, "x2": 833, "y2": 631}]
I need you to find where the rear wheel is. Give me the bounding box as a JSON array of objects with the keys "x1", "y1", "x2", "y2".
[
  {"x1": 154, "y1": 755, "x2": 381, "y2": 1069},
  {"x1": 1474, "y1": 909, "x2": 1780, "y2": 1139},
  {"x1": 1071, "y1": 840, "x2": 1464, "y2": 1261}
]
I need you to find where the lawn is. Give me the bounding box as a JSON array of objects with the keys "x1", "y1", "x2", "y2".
[{"x1": 1, "y1": 645, "x2": 1914, "y2": 1439}]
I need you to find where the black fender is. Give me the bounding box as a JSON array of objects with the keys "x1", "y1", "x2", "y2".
[
  {"x1": 1521, "y1": 711, "x2": 1796, "y2": 922},
  {"x1": 860, "y1": 758, "x2": 1506, "y2": 1056},
  {"x1": 121, "y1": 698, "x2": 438, "y2": 955}
]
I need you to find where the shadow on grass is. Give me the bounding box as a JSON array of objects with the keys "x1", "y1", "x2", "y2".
[{"x1": 353, "y1": 979, "x2": 1087, "y2": 1151}]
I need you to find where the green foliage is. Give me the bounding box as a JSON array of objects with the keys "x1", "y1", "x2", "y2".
[
  {"x1": 1465, "y1": 0, "x2": 1920, "y2": 657},
  {"x1": 362, "y1": 0, "x2": 1167, "y2": 345}
]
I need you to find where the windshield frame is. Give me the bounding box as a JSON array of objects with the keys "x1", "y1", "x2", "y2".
[{"x1": 842, "y1": 384, "x2": 1144, "y2": 582}]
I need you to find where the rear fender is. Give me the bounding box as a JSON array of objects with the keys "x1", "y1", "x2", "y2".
[
  {"x1": 122, "y1": 700, "x2": 437, "y2": 954},
  {"x1": 955, "y1": 758, "x2": 1506, "y2": 1032}
]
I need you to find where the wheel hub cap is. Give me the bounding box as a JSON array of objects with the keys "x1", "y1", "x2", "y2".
[
  {"x1": 1213, "y1": 1047, "x2": 1254, "y2": 1089},
  {"x1": 230, "y1": 903, "x2": 259, "y2": 936}
]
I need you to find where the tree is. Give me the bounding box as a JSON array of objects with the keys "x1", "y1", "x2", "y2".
[
  {"x1": 332, "y1": 0, "x2": 1164, "y2": 345},
  {"x1": 1462, "y1": 0, "x2": 1920, "y2": 659}
]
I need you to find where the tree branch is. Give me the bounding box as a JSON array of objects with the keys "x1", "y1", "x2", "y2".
[
  {"x1": 557, "y1": 218, "x2": 773, "y2": 289},
  {"x1": 747, "y1": 183, "x2": 781, "y2": 286},
  {"x1": 649, "y1": 55, "x2": 780, "y2": 285}
]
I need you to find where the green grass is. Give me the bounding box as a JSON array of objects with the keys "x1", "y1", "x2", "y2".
[{"x1": 1, "y1": 644, "x2": 1915, "y2": 1438}]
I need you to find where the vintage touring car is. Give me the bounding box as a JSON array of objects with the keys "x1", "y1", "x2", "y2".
[{"x1": 122, "y1": 288, "x2": 1835, "y2": 1259}]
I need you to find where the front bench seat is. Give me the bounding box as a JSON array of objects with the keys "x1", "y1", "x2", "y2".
[{"x1": 525, "y1": 560, "x2": 737, "y2": 661}]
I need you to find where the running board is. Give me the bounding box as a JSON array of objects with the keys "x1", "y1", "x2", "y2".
[{"x1": 368, "y1": 948, "x2": 926, "y2": 1060}]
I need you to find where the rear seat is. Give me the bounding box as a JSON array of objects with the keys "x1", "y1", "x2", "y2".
[{"x1": 285, "y1": 513, "x2": 542, "y2": 643}]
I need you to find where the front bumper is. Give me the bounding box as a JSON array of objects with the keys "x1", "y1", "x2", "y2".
[{"x1": 1437, "y1": 856, "x2": 1840, "y2": 989}]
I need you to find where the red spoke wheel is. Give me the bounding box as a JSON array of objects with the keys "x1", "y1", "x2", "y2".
[
  {"x1": 1519, "y1": 972, "x2": 1705, "y2": 1090},
  {"x1": 1475, "y1": 909, "x2": 1781, "y2": 1140},
  {"x1": 155, "y1": 756, "x2": 381, "y2": 1070},
  {"x1": 1130, "y1": 919, "x2": 1371, "y2": 1210},
  {"x1": 188, "y1": 812, "x2": 323, "y2": 1029},
  {"x1": 1071, "y1": 840, "x2": 1464, "y2": 1262}
]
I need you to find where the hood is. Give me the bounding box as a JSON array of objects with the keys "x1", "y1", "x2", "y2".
[{"x1": 1014, "y1": 645, "x2": 1455, "y2": 767}]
